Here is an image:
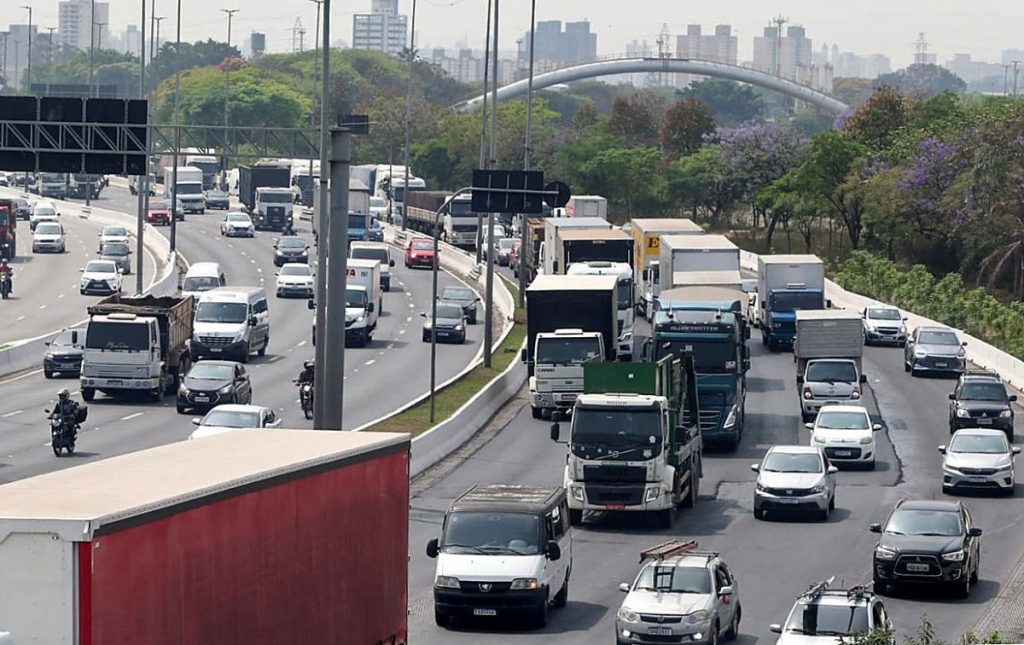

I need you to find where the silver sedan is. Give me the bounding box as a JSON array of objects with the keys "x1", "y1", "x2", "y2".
[{"x1": 940, "y1": 428, "x2": 1019, "y2": 495}]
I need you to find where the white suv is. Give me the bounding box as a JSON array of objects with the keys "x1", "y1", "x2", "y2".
[
  {"x1": 771, "y1": 580, "x2": 893, "y2": 644},
  {"x1": 807, "y1": 405, "x2": 881, "y2": 470}
]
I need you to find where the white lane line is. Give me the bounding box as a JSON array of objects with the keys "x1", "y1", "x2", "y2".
[
  {"x1": 408, "y1": 303, "x2": 414, "y2": 308},
  {"x1": 240, "y1": 250, "x2": 247, "y2": 256},
  {"x1": 250, "y1": 259, "x2": 256, "y2": 264},
  {"x1": 121, "y1": 412, "x2": 143, "y2": 421},
  {"x1": 58, "y1": 294, "x2": 65, "y2": 299},
  {"x1": 269, "y1": 355, "x2": 282, "y2": 363},
  {"x1": 16, "y1": 315, "x2": 25, "y2": 321},
  {"x1": 365, "y1": 359, "x2": 375, "y2": 366},
  {"x1": 1, "y1": 410, "x2": 23, "y2": 418},
  {"x1": 405, "y1": 316, "x2": 412, "y2": 323},
  {"x1": 387, "y1": 343, "x2": 395, "y2": 349},
  {"x1": 296, "y1": 340, "x2": 307, "y2": 348},
  {"x1": 399, "y1": 329, "x2": 406, "y2": 335},
  {"x1": 38, "y1": 304, "x2": 47, "y2": 310}
]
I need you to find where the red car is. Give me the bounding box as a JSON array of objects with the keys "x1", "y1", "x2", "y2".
[
  {"x1": 507, "y1": 239, "x2": 523, "y2": 275},
  {"x1": 405, "y1": 237, "x2": 436, "y2": 269},
  {"x1": 146, "y1": 199, "x2": 171, "y2": 226}
]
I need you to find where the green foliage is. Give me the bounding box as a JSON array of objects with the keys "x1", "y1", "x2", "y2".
[
  {"x1": 680, "y1": 78, "x2": 765, "y2": 126},
  {"x1": 836, "y1": 252, "x2": 1024, "y2": 359},
  {"x1": 577, "y1": 146, "x2": 666, "y2": 219},
  {"x1": 832, "y1": 77, "x2": 877, "y2": 108},
  {"x1": 876, "y1": 64, "x2": 967, "y2": 99},
  {"x1": 33, "y1": 49, "x2": 140, "y2": 96},
  {"x1": 606, "y1": 90, "x2": 666, "y2": 148},
  {"x1": 660, "y1": 98, "x2": 716, "y2": 160},
  {"x1": 843, "y1": 87, "x2": 913, "y2": 150},
  {"x1": 149, "y1": 40, "x2": 240, "y2": 90}
]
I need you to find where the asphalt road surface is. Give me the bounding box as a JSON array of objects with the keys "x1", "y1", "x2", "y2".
[
  {"x1": 0, "y1": 184, "x2": 483, "y2": 483},
  {"x1": 406, "y1": 333, "x2": 1024, "y2": 643}
]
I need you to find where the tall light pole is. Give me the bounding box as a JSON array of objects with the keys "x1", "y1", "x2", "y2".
[
  {"x1": 518, "y1": 0, "x2": 537, "y2": 305},
  {"x1": 95, "y1": 22, "x2": 107, "y2": 51},
  {"x1": 136, "y1": 0, "x2": 150, "y2": 293},
  {"x1": 483, "y1": 0, "x2": 499, "y2": 368},
  {"x1": 153, "y1": 16, "x2": 165, "y2": 63},
  {"x1": 221, "y1": 8, "x2": 239, "y2": 191},
  {"x1": 21, "y1": 5, "x2": 32, "y2": 93},
  {"x1": 308, "y1": 0, "x2": 323, "y2": 197},
  {"x1": 149, "y1": 0, "x2": 156, "y2": 64},
  {"x1": 45, "y1": 27, "x2": 55, "y2": 95},
  {"x1": 85, "y1": 0, "x2": 96, "y2": 210},
  {"x1": 475, "y1": 0, "x2": 492, "y2": 263},
  {"x1": 400, "y1": 0, "x2": 417, "y2": 231},
  {"x1": 312, "y1": 0, "x2": 332, "y2": 428},
  {"x1": 169, "y1": 0, "x2": 182, "y2": 252},
  {"x1": 1, "y1": 33, "x2": 8, "y2": 89}
]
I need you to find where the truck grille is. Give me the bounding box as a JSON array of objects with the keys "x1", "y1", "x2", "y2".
[
  {"x1": 89, "y1": 364, "x2": 138, "y2": 378},
  {"x1": 894, "y1": 554, "x2": 941, "y2": 576},
  {"x1": 548, "y1": 382, "x2": 580, "y2": 392},
  {"x1": 196, "y1": 336, "x2": 234, "y2": 348},
  {"x1": 582, "y1": 464, "x2": 646, "y2": 483},
  {"x1": 459, "y1": 581, "x2": 512, "y2": 593},
  {"x1": 682, "y1": 409, "x2": 723, "y2": 432},
  {"x1": 583, "y1": 483, "x2": 644, "y2": 506}
]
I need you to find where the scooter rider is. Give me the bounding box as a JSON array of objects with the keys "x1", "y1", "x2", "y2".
[
  {"x1": 51, "y1": 387, "x2": 80, "y2": 437},
  {"x1": 296, "y1": 360, "x2": 314, "y2": 386}
]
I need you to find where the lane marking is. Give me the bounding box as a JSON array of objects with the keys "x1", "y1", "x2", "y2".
[
  {"x1": 365, "y1": 359, "x2": 375, "y2": 366},
  {"x1": 296, "y1": 340, "x2": 307, "y2": 348},
  {"x1": 16, "y1": 315, "x2": 25, "y2": 321},
  {"x1": 1, "y1": 410, "x2": 23, "y2": 418},
  {"x1": 399, "y1": 329, "x2": 406, "y2": 335},
  {"x1": 38, "y1": 304, "x2": 47, "y2": 310},
  {"x1": 58, "y1": 294, "x2": 65, "y2": 299},
  {"x1": 406, "y1": 316, "x2": 412, "y2": 323},
  {"x1": 268, "y1": 355, "x2": 283, "y2": 363},
  {"x1": 121, "y1": 412, "x2": 143, "y2": 421}
]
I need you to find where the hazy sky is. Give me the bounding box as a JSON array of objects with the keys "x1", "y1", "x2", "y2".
[{"x1": 22, "y1": 0, "x2": 1024, "y2": 66}]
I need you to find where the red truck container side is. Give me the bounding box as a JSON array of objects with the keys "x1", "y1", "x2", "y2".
[{"x1": 0, "y1": 430, "x2": 409, "y2": 645}]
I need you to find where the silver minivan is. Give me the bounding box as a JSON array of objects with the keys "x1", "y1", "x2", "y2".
[
  {"x1": 190, "y1": 287, "x2": 270, "y2": 363},
  {"x1": 182, "y1": 262, "x2": 227, "y2": 299}
]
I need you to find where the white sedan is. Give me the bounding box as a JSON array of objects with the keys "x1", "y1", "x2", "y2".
[
  {"x1": 98, "y1": 225, "x2": 130, "y2": 251},
  {"x1": 29, "y1": 201, "x2": 59, "y2": 231},
  {"x1": 79, "y1": 259, "x2": 123, "y2": 295},
  {"x1": 220, "y1": 212, "x2": 255, "y2": 237},
  {"x1": 189, "y1": 404, "x2": 282, "y2": 439},
  {"x1": 275, "y1": 263, "x2": 315, "y2": 298}
]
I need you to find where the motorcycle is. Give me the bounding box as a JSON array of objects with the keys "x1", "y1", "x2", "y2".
[
  {"x1": 295, "y1": 380, "x2": 314, "y2": 420},
  {"x1": 0, "y1": 273, "x2": 10, "y2": 300},
  {"x1": 46, "y1": 406, "x2": 85, "y2": 456}
]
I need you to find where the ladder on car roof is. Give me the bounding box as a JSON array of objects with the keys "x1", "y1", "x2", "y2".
[{"x1": 639, "y1": 539, "x2": 700, "y2": 563}]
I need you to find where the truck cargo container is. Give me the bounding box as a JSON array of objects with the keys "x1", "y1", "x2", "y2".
[
  {"x1": 405, "y1": 191, "x2": 479, "y2": 248},
  {"x1": 563, "y1": 194, "x2": 608, "y2": 219},
  {"x1": 540, "y1": 217, "x2": 612, "y2": 275},
  {"x1": 80, "y1": 295, "x2": 193, "y2": 403},
  {"x1": 311, "y1": 179, "x2": 373, "y2": 243},
  {"x1": 0, "y1": 199, "x2": 16, "y2": 261},
  {"x1": 513, "y1": 218, "x2": 546, "y2": 283},
  {"x1": 631, "y1": 218, "x2": 704, "y2": 318},
  {"x1": 795, "y1": 309, "x2": 866, "y2": 420},
  {"x1": 163, "y1": 166, "x2": 205, "y2": 213},
  {"x1": 658, "y1": 235, "x2": 740, "y2": 291},
  {"x1": 238, "y1": 164, "x2": 291, "y2": 230},
  {"x1": 0, "y1": 430, "x2": 410, "y2": 645},
  {"x1": 184, "y1": 154, "x2": 219, "y2": 190},
  {"x1": 756, "y1": 255, "x2": 827, "y2": 349}
]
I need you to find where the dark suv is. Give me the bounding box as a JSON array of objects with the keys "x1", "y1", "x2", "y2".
[
  {"x1": 949, "y1": 372, "x2": 1016, "y2": 440},
  {"x1": 869, "y1": 499, "x2": 982, "y2": 597}
]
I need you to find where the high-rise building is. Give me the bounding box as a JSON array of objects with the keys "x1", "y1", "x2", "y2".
[
  {"x1": 122, "y1": 24, "x2": 141, "y2": 57},
  {"x1": 58, "y1": 0, "x2": 109, "y2": 51},
  {"x1": 674, "y1": 24, "x2": 738, "y2": 87},
  {"x1": 944, "y1": 54, "x2": 1001, "y2": 83},
  {"x1": 752, "y1": 23, "x2": 812, "y2": 80},
  {"x1": 352, "y1": 0, "x2": 408, "y2": 57},
  {"x1": 524, "y1": 20, "x2": 596, "y2": 67}
]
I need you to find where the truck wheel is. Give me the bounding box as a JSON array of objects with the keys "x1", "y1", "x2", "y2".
[
  {"x1": 568, "y1": 508, "x2": 583, "y2": 526},
  {"x1": 680, "y1": 463, "x2": 699, "y2": 508},
  {"x1": 44, "y1": 369, "x2": 54, "y2": 379},
  {"x1": 257, "y1": 338, "x2": 268, "y2": 357},
  {"x1": 81, "y1": 387, "x2": 95, "y2": 402},
  {"x1": 238, "y1": 343, "x2": 251, "y2": 363},
  {"x1": 531, "y1": 407, "x2": 543, "y2": 420},
  {"x1": 149, "y1": 387, "x2": 162, "y2": 402},
  {"x1": 433, "y1": 607, "x2": 449, "y2": 628}
]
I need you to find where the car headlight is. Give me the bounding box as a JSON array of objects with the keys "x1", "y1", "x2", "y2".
[
  {"x1": 755, "y1": 482, "x2": 768, "y2": 493},
  {"x1": 996, "y1": 463, "x2": 1014, "y2": 473},
  {"x1": 569, "y1": 485, "x2": 584, "y2": 501},
  {"x1": 941, "y1": 549, "x2": 965, "y2": 562},
  {"x1": 356, "y1": 315, "x2": 365, "y2": 323},
  {"x1": 957, "y1": 349, "x2": 967, "y2": 358},
  {"x1": 1000, "y1": 410, "x2": 1013, "y2": 418},
  {"x1": 813, "y1": 435, "x2": 826, "y2": 444},
  {"x1": 802, "y1": 388, "x2": 813, "y2": 400},
  {"x1": 859, "y1": 436, "x2": 873, "y2": 445},
  {"x1": 956, "y1": 408, "x2": 971, "y2": 418},
  {"x1": 914, "y1": 348, "x2": 926, "y2": 358},
  {"x1": 434, "y1": 575, "x2": 460, "y2": 589},
  {"x1": 687, "y1": 610, "x2": 711, "y2": 624},
  {"x1": 179, "y1": 385, "x2": 190, "y2": 394},
  {"x1": 218, "y1": 385, "x2": 234, "y2": 395},
  {"x1": 616, "y1": 607, "x2": 640, "y2": 623},
  {"x1": 811, "y1": 482, "x2": 826, "y2": 493},
  {"x1": 875, "y1": 545, "x2": 897, "y2": 560},
  {"x1": 455, "y1": 324, "x2": 464, "y2": 331},
  {"x1": 510, "y1": 578, "x2": 539, "y2": 590},
  {"x1": 851, "y1": 390, "x2": 861, "y2": 399},
  {"x1": 645, "y1": 487, "x2": 661, "y2": 502},
  {"x1": 723, "y1": 405, "x2": 737, "y2": 428}
]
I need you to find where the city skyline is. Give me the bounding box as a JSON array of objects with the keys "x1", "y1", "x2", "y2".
[{"x1": 14, "y1": 0, "x2": 1024, "y2": 67}]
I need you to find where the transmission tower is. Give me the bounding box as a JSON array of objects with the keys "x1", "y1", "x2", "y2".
[
  {"x1": 292, "y1": 18, "x2": 306, "y2": 53},
  {"x1": 913, "y1": 32, "x2": 929, "y2": 65},
  {"x1": 772, "y1": 15, "x2": 788, "y2": 77},
  {"x1": 653, "y1": 23, "x2": 671, "y2": 87}
]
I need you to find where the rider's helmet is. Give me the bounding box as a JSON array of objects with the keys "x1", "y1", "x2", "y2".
[
  {"x1": 57, "y1": 388, "x2": 70, "y2": 401},
  {"x1": 303, "y1": 360, "x2": 315, "y2": 370}
]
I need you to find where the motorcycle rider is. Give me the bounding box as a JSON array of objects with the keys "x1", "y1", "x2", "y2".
[
  {"x1": 50, "y1": 387, "x2": 80, "y2": 441},
  {"x1": 296, "y1": 360, "x2": 315, "y2": 386},
  {"x1": 0, "y1": 258, "x2": 13, "y2": 293}
]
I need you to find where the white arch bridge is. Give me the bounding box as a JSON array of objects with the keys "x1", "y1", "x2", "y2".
[{"x1": 452, "y1": 56, "x2": 850, "y2": 115}]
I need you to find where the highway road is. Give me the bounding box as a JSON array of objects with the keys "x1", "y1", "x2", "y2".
[
  {"x1": 0, "y1": 187, "x2": 161, "y2": 345},
  {"x1": 406, "y1": 330, "x2": 1024, "y2": 642},
  {"x1": 0, "y1": 184, "x2": 483, "y2": 483}
]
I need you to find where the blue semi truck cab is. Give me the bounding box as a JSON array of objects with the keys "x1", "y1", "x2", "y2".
[{"x1": 756, "y1": 255, "x2": 828, "y2": 350}]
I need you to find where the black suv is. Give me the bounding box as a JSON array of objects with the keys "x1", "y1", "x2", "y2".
[
  {"x1": 870, "y1": 499, "x2": 982, "y2": 597},
  {"x1": 949, "y1": 372, "x2": 1016, "y2": 440}
]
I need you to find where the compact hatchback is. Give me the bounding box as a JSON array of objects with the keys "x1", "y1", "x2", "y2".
[
  {"x1": 32, "y1": 222, "x2": 66, "y2": 253},
  {"x1": 177, "y1": 360, "x2": 252, "y2": 413},
  {"x1": 441, "y1": 285, "x2": 479, "y2": 324},
  {"x1": 405, "y1": 237, "x2": 436, "y2": 268},
  {"x1": 221, "y1": 212, "x2": 255, "y2": 237},
  {"x1": 189, "y1": 404, "x2": 280, "y2": 439},
  {"x1": 752, "y1": 445, "x2": 838, "y2": 520},
  {"x1": 422, "y1": 303, "x2": 467, "y2": 344},
  {"x1": 940, "y1": 429, "x2": 1019, "y2": 495},
  {"x1": 807, "y1": 405, "x2": 881, "y2": 469}
]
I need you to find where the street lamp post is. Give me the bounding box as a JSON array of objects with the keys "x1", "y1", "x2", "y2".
[
  {"x1": 482, "y1": 0, "x2": 500, "y2": 368},
  {"x1": 95, "y1": 22, "x2": 107, "y2": 51},
  {"x1": 519, "y1": 0, "x2": 537, "y2": 305},
  {"x1": 308, "y1": 0, "x2": 323, "y2": 199},
  {"x1": 221, "y1": 8, "x2": 239, "y2": 191},
  {"x1": 169, "y1": 0, "x2": 182, "y2": 253},
  {"x1": 475, "y1": 0, "x2": 492, "y2": 263},
  {"x1": 21, "y1": 5, "x2": 31, "y2": 92},
  {"x1": 312, "y1": 0, "x2": 331, "y2": 427},
  {"x1": 153, "y1": 16, "x2": 165, "y2": 63},
  {"x1": 45, "y1": 27, "x2": 55, "y2": 95},
  {"x1": 1, "y1": 33, "x2": 8, "y2": 89},
  {"x1": 401, "y1": 0, "x2": 417, "y2": 231},
  {"x1": 136, "y1": 0, "x2": 149, "y2": 293}
]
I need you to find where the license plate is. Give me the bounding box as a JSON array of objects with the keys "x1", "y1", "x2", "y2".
[
  {"x1": 108, "y1": 379, "x2": 122, "y2": 385},
  {"x1": 605, "y1": 503, "x2": 626, "y2": 511},
  {"x1": 558, "y1": 394, "x2": 577, "y2": 402},
  {"x1": 977, "y1": 418, "x2": 993, "y2": 424},
  {"x1": 779, "y1": 498, "x2": 800, "y2": 504},
  {"x1": 473, "y1": 609, "x2": 497, "y2": 617},
  {"x1": 968, "y1": 476, "x2": 988, "y2": 483},
  {"x1": 193, "y1": 395, "x2": 209, "y2": 403},
  {"x1": 210, "y1": 347, "x2": 222, "y2": 353},
  {"x1": 648, "y1": 627, "x2": 673, "y2": 636},
  {"x1": 935, "y1": 362, "x2": 948, "y2": 367},
  {"x1": 834, "y1": 450, "x2": 852, "y2": 457},
  {"x1": 906, "y1": 563, "x2": 930, "y2": 573}
]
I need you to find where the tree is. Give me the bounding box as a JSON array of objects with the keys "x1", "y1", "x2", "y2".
[
  {"x1": 606, "y1": 91, "x2": 665, "y2": 147},
  {"x1": 665, "y1": 145, "x2": 738, "y2": 225},
  {"x1": 149, "y1": 39, "x2": 241, "y2": 90},
  {"x1": 788, "y1": 108, "x2": 835, "y2": 136},
  {"x1": 680, "y1": 78, "x2": 765, "y2": 127},
  {"x1": 578, "y1": 146, "x2": 665, "y2": 218},
  {"x1": 842, "y1": 87, "x2": 913, "y2": 151},
  {"x1": 32, "y1": 49, "x2": 140, "y2": 95},
  {"x1": 831, "y1": 77, "x2": 876, "y2": 108},
  {"x1": 876, "y1": 64, "x2": 967, "y2": 99},
  {"x1": 659, "y1": 98, "x2": 715, "y2": 160},
  {"x1": 789, "y1": 132, "x2": 870, "y2": 248}
]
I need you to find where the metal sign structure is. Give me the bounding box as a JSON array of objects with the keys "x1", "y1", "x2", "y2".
[{"x1": 471, "y1": 169, "x2": 545, "y2": 214}]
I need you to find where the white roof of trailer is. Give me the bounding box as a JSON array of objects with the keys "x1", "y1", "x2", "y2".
[
  {"x1": 662, "y1": 234, "x2": 737, "y2": 250},
  {"x1": 527, "y1": 274, "x2": 618, "y2": 292},
  {"x1": 631, "y1": 219, "x2": 703, "y2": 235}
]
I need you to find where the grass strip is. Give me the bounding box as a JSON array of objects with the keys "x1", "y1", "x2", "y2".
[{"x1": 366, "y1": 277, "x2": 525, "y2": 437}]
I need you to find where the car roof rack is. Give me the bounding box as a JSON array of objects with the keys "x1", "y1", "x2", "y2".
[
  {"x1": 799, "y1": 576, "x2": 836, "y2": 600},
  {"x1": 964, "y1": 369, "x2": 1000, "y2": 379},
  {"x1": 639, "y1": 539, "x2": 719, "y2": 564},
  {"x1": 847, "y1": 584, "x2": 872, "y2": 601}
]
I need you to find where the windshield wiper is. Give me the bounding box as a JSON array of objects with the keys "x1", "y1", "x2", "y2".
[
  {"x1": 441, "y1": 544, "x2": 488, "y2": 554},
  {"x1": 915, "y1": 532, "x2": 953, "y2": 537}
]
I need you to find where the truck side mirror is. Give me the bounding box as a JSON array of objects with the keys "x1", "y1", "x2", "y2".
[
  {"x1": 868, "y1": 523, "x2": 882, "y2": 533},
  {"x1": 367, "y1": 302, "x2": 375, "y2": 313},
  {"x1": 545, "y1": 540, "x2": 561, "y2": 561},
  {"x1": 550, "y1": 423, "x2": 560, "y2": 442},
  {"x1": 743, "y1": 327, "x2": 751, "y2": 341},
  {"x1": 248, "y1": 316, "x2": 258, "y2": 327},
  {"x1": 742, "y1": 358, "x2": 751, "y2": 373},
  {"x1": 426, "y1": 538, "x2": 439, "y2": 559},
  {"x1": 389, "y1": 259, "x2": 395, "y2": 267},
  {"x1": 948, "y1": 392, "x2": 956, "y2": 400},
  {"x1": 520, "y1": 348, "x2": 528, "y2": 363},
  {"x1": 796, "y1": 375, "x2": 804, "y2": 383},
  {"x1": 1010, "y1": 395, "x2": 1018, "y2": 402},
  {"x1": 860, "y1": 374, "x2": 867, "y2": 384},
  {"x1": 307, "y1": 298, "x2": 315, "y2": 310},
  {"x1": 71, "y1": 331, "x2": 79, "y2": 345},
  {"x1": 826, "y1": 299, "x2": 833, "y2": 308}
]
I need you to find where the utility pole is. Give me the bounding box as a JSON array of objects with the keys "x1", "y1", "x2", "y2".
[
  {"x1": 86, "y1": 0, "x2": 96, "y2": 210},
  {"x1": 1, "y1": 33, "x2": 8, "y2": 89},
  {"x1": 483, "y1": 0, "x2": 499, "y2": 368},
  {"x1": 95, "y1": 23, "x2": 107, "y2": 51},
  {"x1": 153, "y1": 16, "x2": 165, "y2": 64},
  {"x1": 519, "y1": 0, "x2": 536, "y2": 306},
  {"x1": 149, "y1": 0, "x2": 156, "y2": 64},
  {"x1": 221, "y1": 8, "x2": 239, "y2": 192},
  {"x1": 772, "y1": 15, "x2": 788, "y2": 77},
  {"x1": 136, "y1": 0, "x2": 149, "y2": 293},
  {"x1": 401, "y1": 0, "x2": 417, "y2": 231},
  {"x1": 475, "y1": 0, "x2": 492, "y2": 263},
  {"x1": 21, "y1": 5, "x2": 32, "y2": 92},
  {"x1": 312, "y1": 0, "x2": 331, "y2": 427},
  {"x1": 45, "y1": 27, "x2": 55, "y2": 95},
  {"x1": 1013, "y1": 60, "x2": 1021, "y2": 97},
  {"x1": 308, "y1": 0, "x2": 323, "y2": 198},
  {"x1": 169, "y1": 0, "x2": 182, "y2": 252}
]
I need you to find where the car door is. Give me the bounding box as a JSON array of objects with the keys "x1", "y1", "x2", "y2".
[
  {"x1": 713, "y1": 564, "x2": 736, "y2": 626},
  {"x1": 963, "y1": 506, "x2": 980, "y2": 563},
  {"x1": 235, "y1": 365, "x2": 251, "y2": 402},
  {"x1": 255, "y1": 297, "x2": 271, "y2": 345},
  {"x1": 544, "y1": 504, "x2": 569, "y2": 594}
]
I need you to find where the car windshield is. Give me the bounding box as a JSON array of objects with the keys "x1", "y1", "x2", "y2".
[
  {"x1": 959, "y1": 382, "x2": 1006, "y2": 401},
  {"x1": 150, "y1": 200, "x2": 171, "y2": 210},
  {"x1": 36, "y1": 223, "x2": 61, "y2": 235},
  {"x1": 227, "y1": 213, "x2": 250, "y2": 222},
  {"x1": 188, "y1": 363, "x2": 234, "y2": 380},
  {"x1": 183, "y1": 276, "x2": 221, "y2": 292},
  {"x1": 195, "y1": 301, "x2": 248, "y2": 324},
  {"x1": 351, "y1": 248, "x2": 389, "y2": 263},
  {"x1": 688, "y1": 341, "x2": 737, "y2": 372},
  {"x1": 950, "y1": 433, "x2": 1008, "y2": 454},
  {"x1": 571, "y1": 405, "x2": 662, "y2": 455},
  {"x1": 260, "y1": 192, "x2": 293, "y2": 203},
  {"x1": 806, "y1": 361, "x2": 858, "y2": 382},
  {"x1": 412, "y1": 240, "x2": 433, "y2": 250},
  {"x1": 762, "y1": 451, "x2": 823, "y2": 473},
  {"x1": 816, "y1": 410, "x2": 870, "y2": 430},
  {"x1": 784, "y1": 601, "x2": 870, "y2": 635},
  {"x1": 101, "y1": 243, "x2": 129, "y2": 255},
  {"x1": 201, "y1": 410, "x2": 260, "y2": 428},
  {"x1": 281, "y1": 265, "x2": 311, "y2": 276},
  {"x1": 886, "y1": 509, "x2": 963, "y2": 536},
  {"x1": 498, "y1": 238, "x2": 516, "y2": 250},
  {"x1": 51, "y1": 329, "x2": 81, "y2": 347},
  {"x1": 85, "y1": 321, "x2": 148, "y2": 351},
  {"x1": 536, "y1": 337, "x2": 602, "y2": 364},
  {"x1": 370, "y1": 197, "x2": 386, "y2": 208},
  {"x1": 345, "y1": 289, "x2": 368, "y2": 308},
  {"x1": 278, "y1": 237, "x2": 305, "y2": 249},
  {"x1": 175, "y1": 184, "x2": 203, "y2": 195},
  {"x1": 33, "y1": 206, "x2": 56, "y2": 215},
  {"x1": 102, "y1": 227, "x2": 126, "y2": 236},
  {"x1": 772, "y1": 291, "x2": 822, "y2": 312},
  {"x1": 348, "y1": 213, "x2": 369, "y2": 228},
  {"x1": 442, "y1": 287, "x2": 474, "y2": 301},
  {"x1": 85, "y1": 261, "x2": 116, "y2": 273},
  {"x1": 919, "y1": 331, "x2": 959, "y2": 345},
  {"x1": 867, "y1": 308, "x2": 901, "y2": 320},
  {"x1": 634, "y1": 565, "x2": 711, "y2": 594},
  {"x1": 441, "y1": 511, "x2": 542, "y2": 555},
  {"x1": 433, "y1": 304, "x2": 464, "y2": 319},
  {"x1": 206, "y1": 190, "x2": 227, "y2": 198}
]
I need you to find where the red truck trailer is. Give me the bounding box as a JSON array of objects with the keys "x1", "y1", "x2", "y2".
[
  {"x1": 0, "y1": 198, "x2": 16, "y2": 260},
  {"x1": 0, "y1": 429, "x2": 410, "y2": 645}
]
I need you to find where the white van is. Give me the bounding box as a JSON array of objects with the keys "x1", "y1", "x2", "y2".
[
  {"x1": 426, "y1": 485, "x2": 573, "y2": 629},
  {"x1": 190, "y1": 287, "x2": 270, "y2": 363},
  {"x1": 182, "y1": 262, "x2": 226, "y2": 299},
  {"x1": 346, "y1": 259, "x2": 381, "y2": 346},
  {"x1": 349, "y1": 241, "x2": 395, "y2": 291}
]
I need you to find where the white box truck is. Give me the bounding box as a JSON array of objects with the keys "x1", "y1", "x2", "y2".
[
  {"x1": 631, "y1": 218, "x2": 704, "y2": 318},
  {"x1": 565, "y1": 195, "x2": 608, "y2": 219},
  {"x1": 163, "y1": 166, "x2": 206, "y2": 213},
  {"x1": 345, "y1": 258, "x2": 382, "y2": 346},
  {"x1": 658, "y1": 234, "x2": 740, "y2": 291},
  {"x1": 795, "y1": 309, "x2": 865, "y2": 420},
  {"x1": 540, "y1": 216, "x2": 612, "y2": 275}
]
